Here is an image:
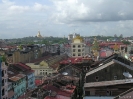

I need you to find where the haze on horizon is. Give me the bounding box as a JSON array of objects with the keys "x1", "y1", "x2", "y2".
[{"x1": 0, "y1": 0, "x2": 133, "y2": 39}]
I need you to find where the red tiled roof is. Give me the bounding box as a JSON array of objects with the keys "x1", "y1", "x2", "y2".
[
  {"x1": 26, "y1": 69, "x2": 34, "y2": 74},
  {"x1": 60, "y1": 57, "x2": 83, "y2": 64},
  {"x1": 109, "y1": 44, "x2": 127, "y2": 49},
  {"x1": 45, "y1": 95, "x2": 70, "y2": 99},
  {"x1": 99, "y1": 49, "x2": 113, "y2": 58},
  {"x1": 100, "y1": 42, "x2": 123, "y2": 45},
  {"x1": 43, "y1": 85, "x2": 75, "y2": 97},
  {"x1": 17, "y1": 62, "x2": 31, "y2": 70},
  {"x1": 35, "y1": 79, "x2": 43, "y2": 86}
]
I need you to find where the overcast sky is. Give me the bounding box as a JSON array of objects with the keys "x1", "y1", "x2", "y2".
[{"x1": 0, "y1": 0, "x2": 133, "y2": 39}]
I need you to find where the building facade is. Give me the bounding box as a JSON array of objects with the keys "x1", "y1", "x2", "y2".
[
  {"x1": 26, "y1": 62, "x2": 54, "y2": 76},
  {"x1": 9, "y1": 74, "x2": 26, "y2": 99},
  {"x1": 1, "y1": 62, "x2": 8, "y2": 99},
  {"x1": 27, "y1": 72, "x2": 35, "y2": 90},
  {"x1": 71, "y1": 35, "x2": 85, "y2": 57}
]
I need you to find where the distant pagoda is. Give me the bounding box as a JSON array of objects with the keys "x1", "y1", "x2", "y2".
[{"x1": 36, "y1": 31, "x2": 43, "y2": 38}]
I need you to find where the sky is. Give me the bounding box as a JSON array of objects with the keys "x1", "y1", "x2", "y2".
[{"x1": 0, "y1": 0, "x2": 133, "y2": 39}]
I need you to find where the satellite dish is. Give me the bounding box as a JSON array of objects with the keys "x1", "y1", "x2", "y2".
[
  {"x1": 123, "y1": 72, "x2": 132, "y2": 78},
  {"x1": 62, "y1": 72, "x2": 68, "y2": 76}
]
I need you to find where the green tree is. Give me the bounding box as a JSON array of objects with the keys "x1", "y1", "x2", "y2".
[
  {"x1": 122, "y1": 40, "x2": 131, "y2": 45},
  {"x1": 0, "y1": 55, "x2": 6, "y2": 62}
]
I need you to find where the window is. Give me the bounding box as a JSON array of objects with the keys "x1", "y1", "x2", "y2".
[
  {"x1": 73, "y1": 54, "x2": 75, "y2": 56},
  {"x1": 73, "y1": 49, "x2": 75, "y2": 52},
  {"x1": 107, "y1": 90, "x2": 112, "y2": 96},
  {"x1": 2, "y1": 70, "x2": 4, "y2": 77},
  {"x1": 78, "y1": 49, "x2": 81, "y2": 52},
  {"x1": 95, "y1": 76, "x2": 99, "y2": 81},
  {"x1": 73, "y1": 45, "x2": 75, "y2": 48},
  {"x1": 30, "y1": 81, "x2": 33, "y2": 85},
  {"x1": 2, "y1": 79, "x2": 4, "y2": 86},
  {"x1": 114, "y1": 76, "x2": 117, "y2": 80},
  {"x1": 78, "y1": 45, "x2": 81, "y2": 48},
  {"x1": 2, "y1": 89, "x2": 4, "y2": 96},
  {"x1": 78, "y1": 54, "x2": 81, "y2": 56}
]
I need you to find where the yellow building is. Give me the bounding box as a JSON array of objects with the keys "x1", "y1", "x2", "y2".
[
  {"x1": 26, "y1": 61, "x2": 53, "y2": 76},
  {"x1": 71, "y1": 35, "x2": 85, "y2": 57}
]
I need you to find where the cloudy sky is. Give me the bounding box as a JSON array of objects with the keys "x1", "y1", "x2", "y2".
[{"x1": 0, "y1": 0, "x2": 133, "y2": 39}]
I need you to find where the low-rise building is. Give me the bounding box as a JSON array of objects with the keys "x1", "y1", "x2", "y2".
[
  {"x1": 26, "y1": 61, "x2": 53, "y2": 76},
  {"x1": 84, "y1": 54, "x2": 133, "y2": 97},
  {"x1": 9, "y1": 73, "x2": 26, "y2": 99},
  {"x1": 10, "y1": 63, "x2": 35, "y2": 90},
  {"x1": 26, "y1": 54, "x2": 68, "y2": 77}
]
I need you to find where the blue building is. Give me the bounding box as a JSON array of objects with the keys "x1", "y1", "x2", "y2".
[
  {"x1": 9, "y1": 74, "x2": 26, "y2": 99},
  {"x1": 27, "y1": 72, "x2": 35, "y2": 90},
  {"x1": 10, "y1": 63, "x2": 35, "y2": 90}
]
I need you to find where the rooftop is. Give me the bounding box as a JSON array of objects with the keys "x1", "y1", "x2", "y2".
[
  {"x1": 84, "y1": 79, "x2": 133, "y2": 88},
  {"x1": 9, "y1": 74, "x2": 26, "y2": 82}
]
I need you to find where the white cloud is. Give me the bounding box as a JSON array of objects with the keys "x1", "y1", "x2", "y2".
[
  {"x1": 33, "y1": 3, "x2": 49, "y2": 11},
  {"x1": 9, "y1": 5, "x2": 29, "y2": 13},
  {"x1": 0, "y1": 0, "x2": 133, "y2": 39},
  {"x1": 51, "y1": 0, "x2": 133, "y2": 24}
]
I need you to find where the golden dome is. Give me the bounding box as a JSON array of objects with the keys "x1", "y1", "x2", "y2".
[
  {"x1": 40, "y1": 61, "x2": 48, "y2": 67},
  {"x1": 73, "y1": 35, "x2": 83, "y2": 42}
]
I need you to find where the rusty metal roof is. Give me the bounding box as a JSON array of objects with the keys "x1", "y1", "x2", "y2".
[{"x1": 9, "y1": 74, "x2": 26, "y2": 82}]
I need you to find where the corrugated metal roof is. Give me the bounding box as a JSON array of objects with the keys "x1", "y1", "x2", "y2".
[
  {"x1": 86, "y1": 59, "x2": 133, "y2": 77},
  {"x1": 84, "y1": 79, "x2": 133, "y2": 88},
  {"x1": 86, "y1": 60, "x2": 114, "y2": 76},
  {"x1": 9, "y1": 74, "x2": 26, "y2": 82}
]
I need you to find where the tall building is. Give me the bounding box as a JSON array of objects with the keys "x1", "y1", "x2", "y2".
[
  {"x1": 68, "y1": 34, "x2": 73, "y2": 41},
  {"x1": 0, "y1": 57, "x2": 8, "y2": 99},
  {"x1": 71, "y1": 35, "x2": 85, "y2": 57}
]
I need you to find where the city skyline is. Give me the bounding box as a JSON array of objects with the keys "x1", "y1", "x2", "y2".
[{"x1": 0, "y1": 0, "x2": 133, "y2": 39}]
